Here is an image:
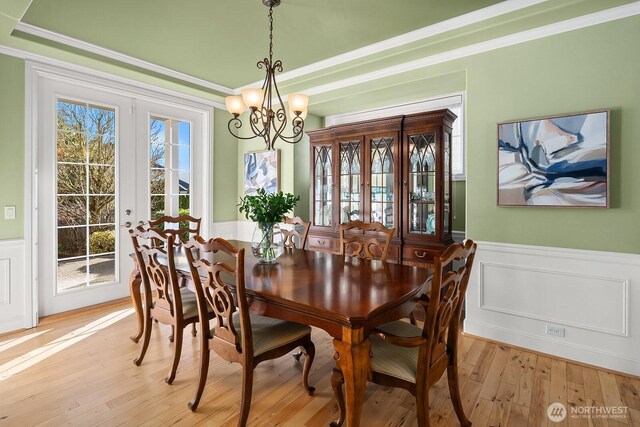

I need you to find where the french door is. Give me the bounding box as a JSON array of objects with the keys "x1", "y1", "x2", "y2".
[{"x1": 37, "y1": 79, "x2": 206, "y2": 317}]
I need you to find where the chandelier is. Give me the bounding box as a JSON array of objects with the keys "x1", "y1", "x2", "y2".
[{"x1": 225, "y1": 0, "x2": 309, "y2": 151}]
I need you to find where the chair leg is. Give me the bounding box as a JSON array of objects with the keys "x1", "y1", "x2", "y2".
[
  {"x1": 447, "y1": 363, "x2": 471, "y2": 427},
  {"x1": 238, "y1": 366, "x2": 254, "y2": 427},
  {"x1": 133, "y1": 313, "x2": 153, "y2": 366},
  {"x1": 191, "y1": 322, "x2": 197, "y2": 337},
  {"x1": 416, "y1": 385, "x2": 431, "y2": 427},
  {"x1": 301, "y1": 341, "x2": 316, "y2": 395},
  {"x1": 188, "y1": 347, "x2": 210, "y2": 411},
  {"x1": 330, "y1": 368, "x2": 345, "y2": 427},
  {"x1": 169, "y1": 325, "x2": 175, "y2": 342},
  {"x1": 165, "y1": 325, "x2": 183, "y2": 384},
  {"x1": 292, "y1": 351, "x2": 303, "y2": 361}
]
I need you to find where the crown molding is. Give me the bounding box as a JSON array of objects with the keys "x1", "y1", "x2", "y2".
[
  {"x1": 235, "y1": 0, "x2": 550, "y2": 93},
  {"x1": 0, "y1": 44, "x2": 225, "y2": 109},
  {"x1": 13, "y1": 21, "x2": 234, "y2": 95},
  {"x1": 299, "y1": 1, "x2": 640, "y2": 99}
]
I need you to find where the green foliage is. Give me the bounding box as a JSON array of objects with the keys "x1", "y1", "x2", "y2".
[
  {"x1": 238, "y1": 188, "x2": 299, "y2": 225},
  {"x1": 89, "y1": 230, "x2": 115, "y2": 254}
]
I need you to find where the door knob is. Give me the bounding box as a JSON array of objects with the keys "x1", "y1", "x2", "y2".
[
  {"x1": 123, "y1": 221, "x2": 132, "y2": 228},
  {"x1": 125, "y1": 209, "x2": 132, "y2": 215}
]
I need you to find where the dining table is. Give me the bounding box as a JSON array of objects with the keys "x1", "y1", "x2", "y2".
[{"x1": 128, "y1": 240, "x2": 433, "y2": 427}]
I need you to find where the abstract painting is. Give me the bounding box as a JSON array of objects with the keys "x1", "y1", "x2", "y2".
[
  {"x1": 498, "y1": 110, "x2": 609, "y2": 207},
  {"x1": 244, "y1": 150, "x2": 279, "y2": 196}
]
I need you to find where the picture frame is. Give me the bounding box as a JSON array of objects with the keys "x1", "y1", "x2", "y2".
[
  {"x1": 497, "y1": 110, "x2": 610, "y2": 208},
  {"x1": 244, "y1": 150, "x2": 280, "y2": 196}
]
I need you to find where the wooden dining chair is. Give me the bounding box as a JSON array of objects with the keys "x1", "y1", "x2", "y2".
[
  {"x1": 330, "y1": 240, "x2": 477, "y2": 427},
  {"x1": 281, "y1": 216, "x2": 311, "y2": 249},
  {"x1": 339, "y1": 220, "x2": 394, "y2": 261},
  {"x1": 129, "y1": 226, "x2": 206, "y2": 384},
  {"x1": 148, "y1": 214, "x2": 202, "y2": 244},
  {"x1": 184, "y1": 236, "x2": 316, "y2": 426},
  {"x1": 148, "y1": 214, "x2": 202, "y2": 336}
]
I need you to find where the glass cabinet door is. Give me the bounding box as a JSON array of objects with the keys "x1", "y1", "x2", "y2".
[
  {"x1": 313, "y1": 145, "x2": 333, "y2": 227},
  {"x1": 369, "y1": 137, "x2": 395, "y2": 228},
  {"x1": 407, "y1": 132, "x2": 437, "y2": 235},
  {"x1": 444, "y1": 131, "x2": 451, "y2": 235},
  {"x1": 339, "y1": 140, "x2": 362, "y2": 224}
]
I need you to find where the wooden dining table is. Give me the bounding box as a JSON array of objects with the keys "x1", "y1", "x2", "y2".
[{"x1": 128, "y1": 240, "x2": 432, "y2": 427}]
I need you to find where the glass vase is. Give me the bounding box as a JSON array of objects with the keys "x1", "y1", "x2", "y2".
[{"x1": 251, "y1": 222, "x2": 283, "y2": 264}]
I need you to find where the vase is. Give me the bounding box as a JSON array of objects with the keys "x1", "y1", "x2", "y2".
[{"x1": 251, "y1": 222, "x2": 283, "y2": 264}]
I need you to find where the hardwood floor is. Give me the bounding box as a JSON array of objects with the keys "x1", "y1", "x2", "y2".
[{"x1": 0, "y1": 300, "x2": 638, "y2": 426}]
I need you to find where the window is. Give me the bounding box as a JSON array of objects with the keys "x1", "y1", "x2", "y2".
[
  {"x1": 56, "y1": 100, "x2": 117, "y2": 292},
  {"x1": 149, "y1": 117, "x2": 191, "y2": 221},
  {"x1": 449, "y1": 104, "x2": 465, "y2": 179}
]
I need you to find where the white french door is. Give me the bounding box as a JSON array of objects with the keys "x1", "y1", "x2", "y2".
[{"x1": 36, "y1": 79, "x2": 207, "y2": 317}]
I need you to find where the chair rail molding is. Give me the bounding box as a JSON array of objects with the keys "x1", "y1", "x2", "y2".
[
  {"x1": 465, "y1": 240, "x2": 640, "y2": 376},
  {"x1": 0, "y1": 239, "x2": 27, "y2": 334}
]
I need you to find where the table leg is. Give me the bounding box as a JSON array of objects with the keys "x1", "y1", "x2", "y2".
[
  {"x1": 129, "y1": 268, "x2": 143, "y2": 343},
  {"x1": 332, "y1": 327, "x2": 371, "y2": 427}
]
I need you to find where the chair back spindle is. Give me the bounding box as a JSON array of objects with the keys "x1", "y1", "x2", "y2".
[{"x1": 281, "y1": 216, "x2": 311, "y2": 250}]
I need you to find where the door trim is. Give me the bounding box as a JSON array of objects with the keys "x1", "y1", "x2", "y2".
[{"x1": 25, "y1": 61, "x2": 213, "y2": 327}]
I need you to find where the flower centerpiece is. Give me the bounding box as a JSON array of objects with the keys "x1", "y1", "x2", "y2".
[{"x1": 238, "y1": 188, "x2": 300, "y2": 264}]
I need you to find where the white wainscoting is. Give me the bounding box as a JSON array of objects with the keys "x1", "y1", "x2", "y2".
[
  {"x1": 0, "y1": 239, "x2": 27, "y2": 334},
  {"x1": 465, "y1": 241, "x2": 640, "y2": 376}
]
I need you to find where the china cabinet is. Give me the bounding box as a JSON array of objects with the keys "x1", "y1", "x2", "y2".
[{"x1": 307, "y1": 109, "x2": 456, "y2": 264}]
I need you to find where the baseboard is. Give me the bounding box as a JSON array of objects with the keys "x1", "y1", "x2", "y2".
[
  {"x1": 465, "y1": 240, "x2": 640, "y2": 376},
  {"x1": 464, "y1": 319, "x2": 640, "y2": 376}
]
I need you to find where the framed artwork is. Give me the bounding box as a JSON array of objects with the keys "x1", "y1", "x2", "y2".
[
  {"x1": 244, "y1": 150, "x2": 279, "y2": 196},
  {"x1": 497, "y1": 110, "x2": 609, "y2": 207}
]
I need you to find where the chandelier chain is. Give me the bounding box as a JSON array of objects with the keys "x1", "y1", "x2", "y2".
[{"x1": 268, "y1": 6, "x2": 274, "y2": 62}]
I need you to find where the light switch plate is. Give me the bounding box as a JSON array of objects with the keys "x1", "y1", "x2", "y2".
[{"x1": 4, "y1": 205, "x2": 16, "y2": 220}]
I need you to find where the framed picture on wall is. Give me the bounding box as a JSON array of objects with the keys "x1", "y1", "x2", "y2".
[
  {"x1": 244, "y1": 150, "x2": 280, "y2": 196},
  {"x1": 497, "y1": 110, "x2": 609, "y2": 207}
]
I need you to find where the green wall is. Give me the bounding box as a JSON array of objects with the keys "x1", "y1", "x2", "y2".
[
  {"x1": 0, "y1": 55, "x2": 24, "y2": 240},
  {"x1": 465, "y1": 16, "x2": 639, "y2": 253},
  {"x1": 452, "y1": 181, "x2": 466, "y2": 232}
]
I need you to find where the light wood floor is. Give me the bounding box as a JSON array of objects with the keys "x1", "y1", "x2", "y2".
[{"x1": 0, "y1": 300, "x2": 638, "y2": 427}]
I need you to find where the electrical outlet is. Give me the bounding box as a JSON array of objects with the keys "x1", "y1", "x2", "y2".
[{"x1": 546, "y1": 325, "x2": 565, "y2": 337}]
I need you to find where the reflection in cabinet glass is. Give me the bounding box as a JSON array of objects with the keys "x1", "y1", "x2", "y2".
[
  {"x1": 444, "y1": 132, "x2": 451, "y2": 234},
  {"x1": 339, "y1": 141, "x2": 361, "y2": 224},
  {"x1": 313, "y1": 145, "x2": 332, "y2": 226},
  {"x1": 408, "y1": 133, "x2": 436, "y2": 235},
  {"x1": 370, "y1": 137, "x2": 394, "y2": 228}
]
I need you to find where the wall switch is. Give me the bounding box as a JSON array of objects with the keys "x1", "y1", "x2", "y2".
[
  {"x1": 546, "y1": 325, "x2": 565, "y2": 337},
  {"x1": 4, "y1": 205, "x2": 16, "y2": 220}
]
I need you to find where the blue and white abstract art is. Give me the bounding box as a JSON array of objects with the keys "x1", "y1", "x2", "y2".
[
  {"x1": 498, "y1": 111, "x2": 609, "y2": 207},
  {"x1": 244, "y1": 150, "x2": 279, "y2": 196}
]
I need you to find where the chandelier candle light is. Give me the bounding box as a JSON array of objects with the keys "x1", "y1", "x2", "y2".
[{"x1": 225, "y1": 0, "x2": 309, "y2": 151}]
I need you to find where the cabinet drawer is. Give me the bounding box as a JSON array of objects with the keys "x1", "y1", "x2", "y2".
[
  {"x1": 307, "y1": 236, "x2": 337, "y2": 253},
  {"x1": 402, "y1": 246, "x2": 440, "y2": 263}
]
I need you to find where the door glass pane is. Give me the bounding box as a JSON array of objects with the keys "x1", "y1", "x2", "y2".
[
  {"x1": 56, "y1": 100, "x2": 117, "y2": 292},
  {"x1": 339, "y1": 141, "x2": 361, "y2": 224},
  {"x1": 370, "y1": 137, "x2": 394, "y2": 227},
  {"x1": 149, "y1": 117, "x2": 192, "y2": 221},
  {"x1": 408, "y1": 133, "x2": 436, "y2": 235},
  {"x1": 313, "y1": 145, "x2": 332, "y2": 226}
]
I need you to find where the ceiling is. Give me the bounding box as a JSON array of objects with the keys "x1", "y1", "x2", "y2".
[{"x1": 19, "y1": 0, "x2": 504, "y2": 89}]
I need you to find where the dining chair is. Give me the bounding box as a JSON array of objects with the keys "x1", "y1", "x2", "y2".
[
  {"x1": 184, "y1": 236, "x2": 316, "y2": 426},
  {"x1": 148, "y1": 214, "x2": 202, "y2": 337},
  {"x1": 330, "y1": 240, "x2": 477, "y2": 427},
  {"x1": 281, "y1": 216, "x2": 311, "y2": 249},
  {"x1": 129, "y1": 225, "x2": 206, "y2": 384},
  {"x1": 148, "y1": 214, "x2": 202, "y2": 244},
  {"x1": 339, "y1": 220, "x2": 394, "y2": 261}
]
